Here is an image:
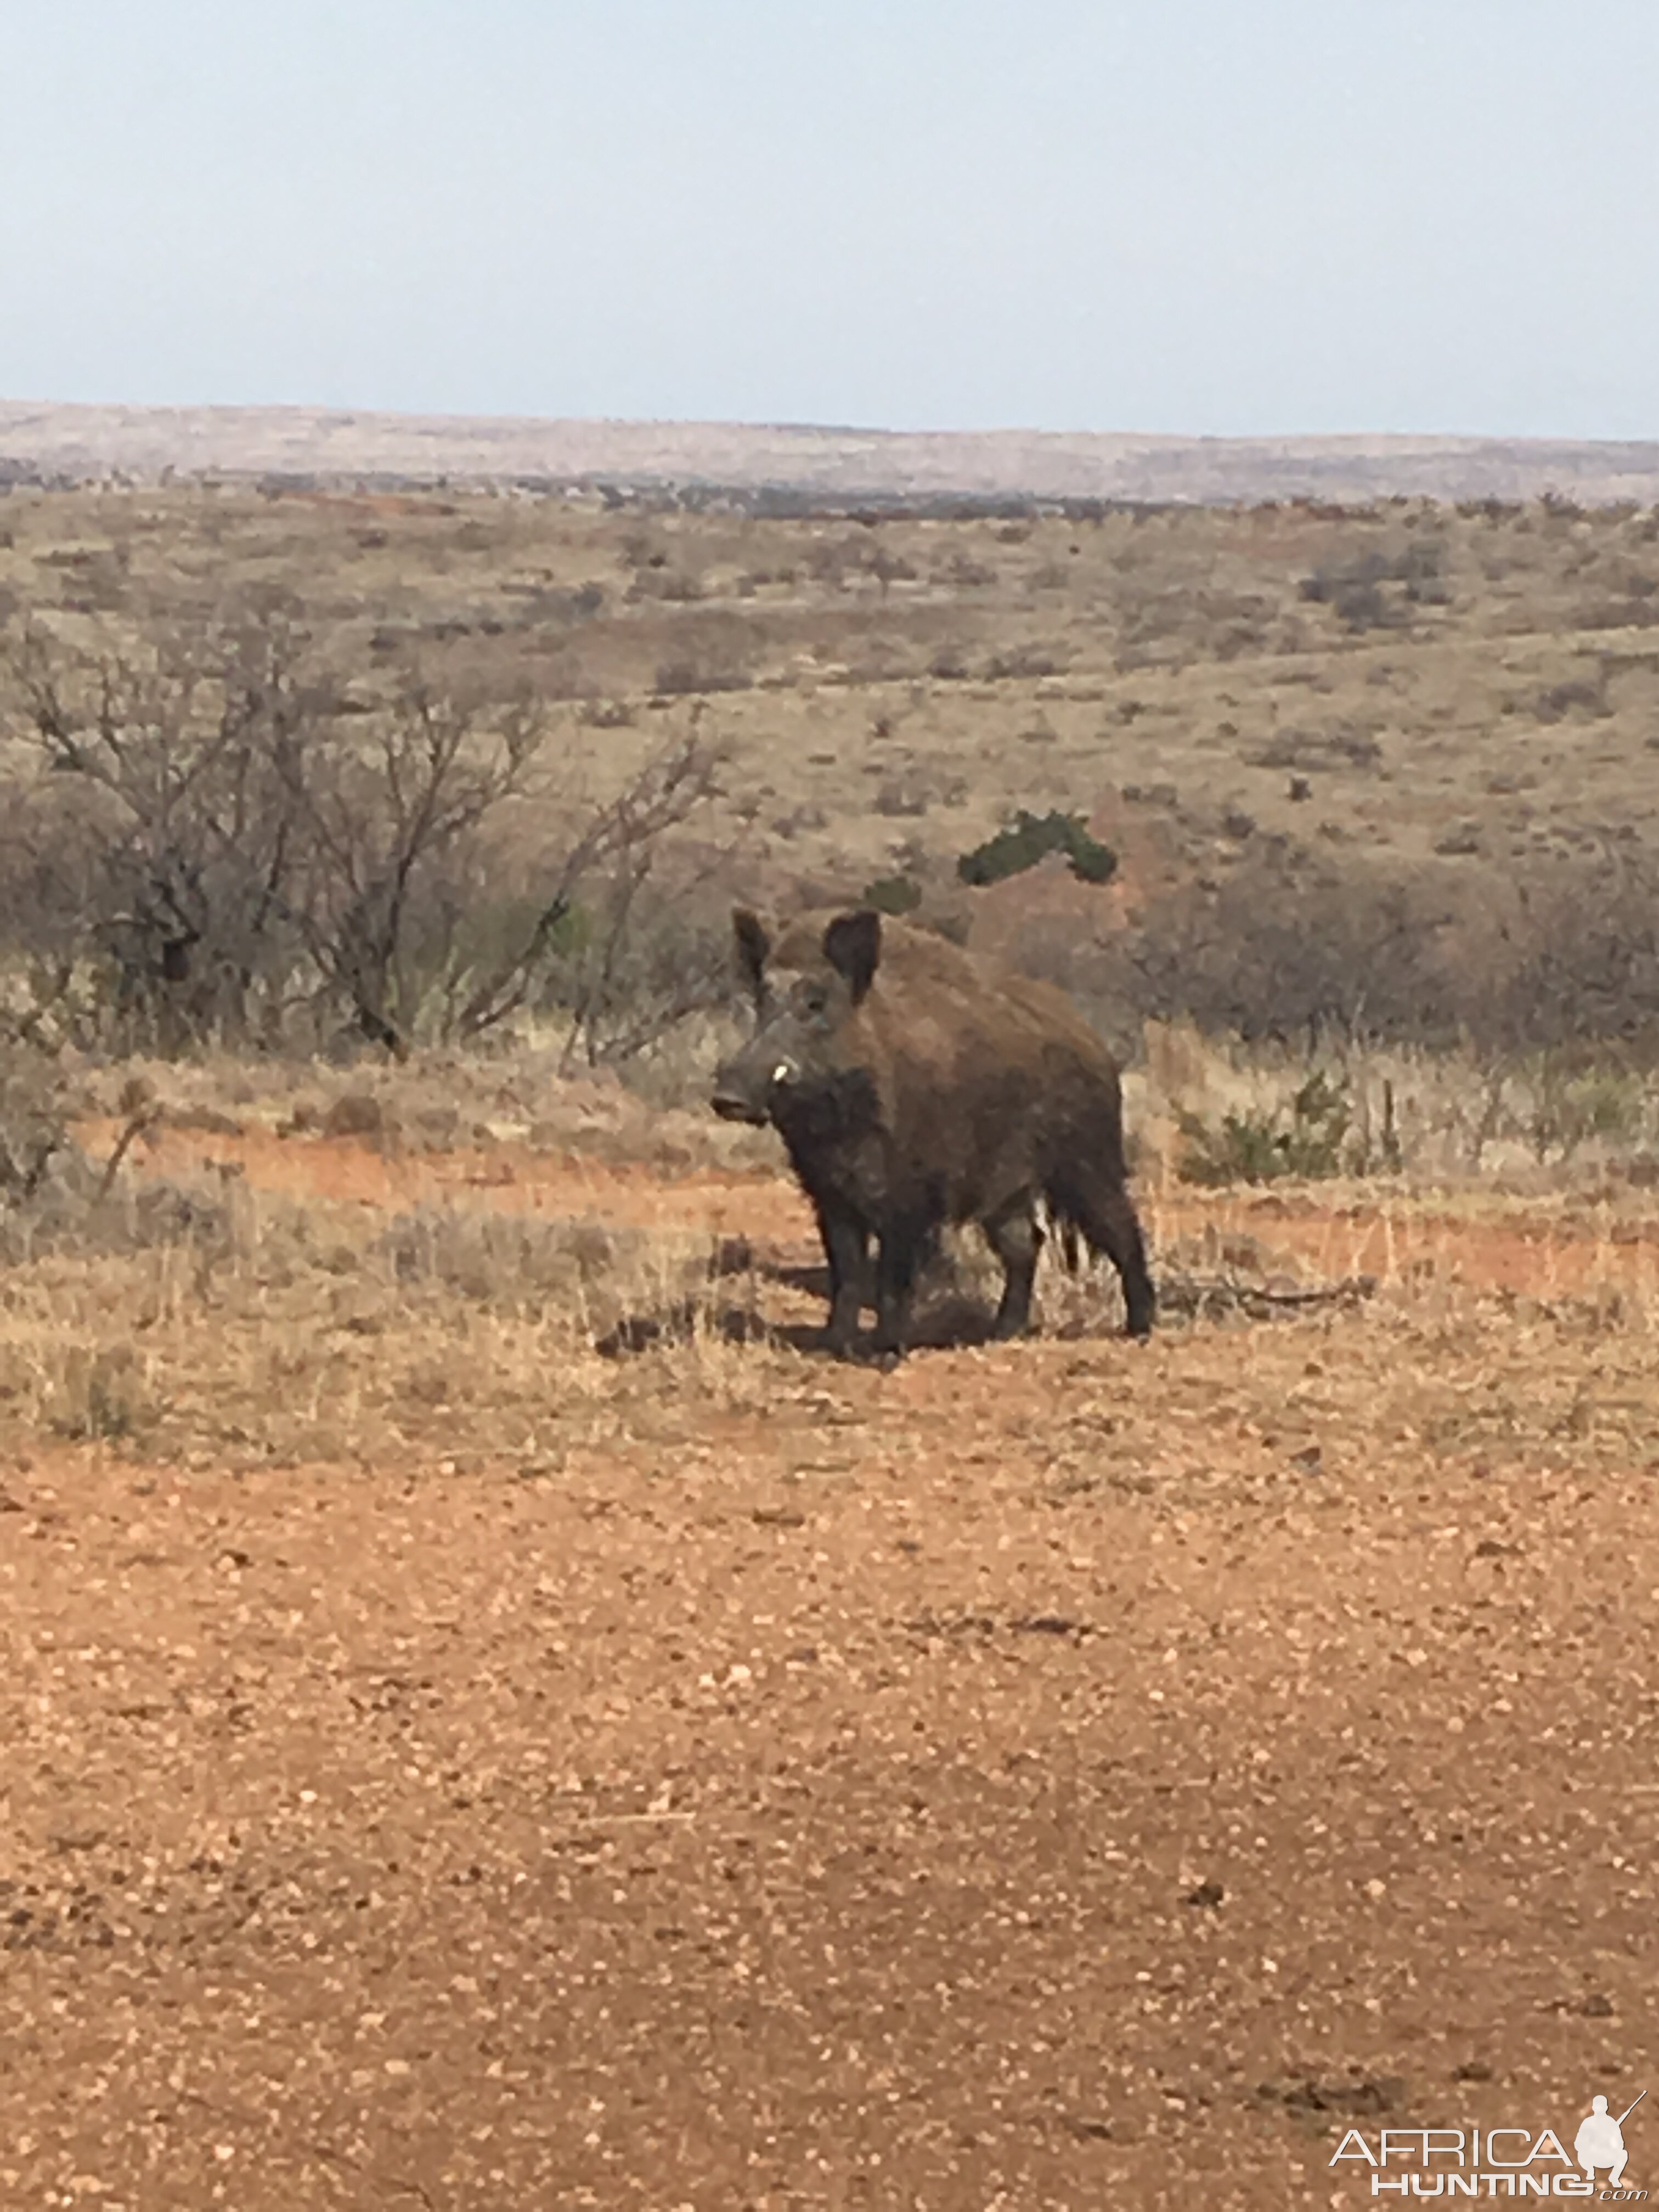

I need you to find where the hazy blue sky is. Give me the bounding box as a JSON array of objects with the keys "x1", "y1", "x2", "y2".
[{"x1": 3, "y1": 2, "x2": 1655, "y2": 437}]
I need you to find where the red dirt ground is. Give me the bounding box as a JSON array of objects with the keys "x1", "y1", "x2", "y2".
[
  {"x1": 5, "y1": 1128, "x2": 1657, "y2": 2208},
  {"x1": 81, "y1": 1115, "x2": 814, "y2": 1243}
]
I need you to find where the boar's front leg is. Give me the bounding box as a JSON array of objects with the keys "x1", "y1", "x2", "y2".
[
  {"x1": 816, "y1": 1202, "x2": 870, "y2": 1356},
  {"x1": 871, "y1": 1215, "x2": 929, "y2": 1360}
]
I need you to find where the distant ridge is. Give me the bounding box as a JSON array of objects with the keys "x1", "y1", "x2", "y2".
[{"x1": 3, "y1": 399, "x2": 1658, "y2": 506}]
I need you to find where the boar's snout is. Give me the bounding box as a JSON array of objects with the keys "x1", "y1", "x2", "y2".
[
  {"x1": 711, "y1": 1047, "x2": 802, "y2": 1126},
  {"x1": 711, "y1": 1085, "x2": 766, "y2": 1125}
]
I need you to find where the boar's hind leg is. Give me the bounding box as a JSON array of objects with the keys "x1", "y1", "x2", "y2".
[
  {"x1": 816, "y1": 1203, "x2": 870, "y2": 1355},
  {"x1": 984, "y1": 1199, "x2": 1043, "y2": 1341},
  {"x1": 1056, "y1": 1173, "x2": 1156, "y2": 1340}
]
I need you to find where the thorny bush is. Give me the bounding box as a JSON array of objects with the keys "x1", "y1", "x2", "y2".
[{"x1": 0, "y1": 610, "x2": 726, "y2": 1061}]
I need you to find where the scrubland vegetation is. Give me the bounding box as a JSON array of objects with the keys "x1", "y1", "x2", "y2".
[
  {"x1": 0, "y1": 475, "x2": 1656, "y2": 1446},
  {"x1": 5, "y1": 478, "x2": 1659, "y2": 1147},
  {"x1": 6, "y1": 476, "x2": 1659, "y2": 2205}
]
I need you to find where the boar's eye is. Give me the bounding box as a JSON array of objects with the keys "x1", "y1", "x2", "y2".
[{"x1": 799, "y1": 981, "x2": 830, "y2": 1017}]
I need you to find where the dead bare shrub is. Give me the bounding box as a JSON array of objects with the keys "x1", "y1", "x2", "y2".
[
  {"x1": 0, "y1": 1054, "x2": 68, "y2": 1203},
  {"x1": 543, "y1": 859, "x2": 741, "y2": 1074},
  {"x1": 1111, "y1": 846, "x2": 1659, "y2": 1061},
  {"x1": 0, "y1": 610, "x2": 725, "y2": 1062}
]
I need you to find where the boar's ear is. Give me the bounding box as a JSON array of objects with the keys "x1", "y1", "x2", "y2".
[
  {"x1": 732, "y1": 907, "x2": 771, "y2": 998},
  {"x1": 822, "y1": 909, "x2": 881, "y2": 1003}
]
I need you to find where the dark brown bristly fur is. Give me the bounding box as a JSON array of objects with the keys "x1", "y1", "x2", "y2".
[{"x1": 712, "y1": 906, "x2": 1155, "y2": 1359}]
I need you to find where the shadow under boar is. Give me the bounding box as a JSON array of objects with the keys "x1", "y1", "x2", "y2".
[{"x1": 710, "y1": 905, "x2": 1154, "y2": 1358}]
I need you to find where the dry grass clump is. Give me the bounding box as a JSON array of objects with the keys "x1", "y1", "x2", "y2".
[
  {"x1": 1133, "y1": 1019, "x2": 1659, "y2": 1194},
  {"x1": 0, "y1": 1064, "x2": 234, "y2": 1267},
  {"x1": 0, "y1": 1161, "x2": 236, "y2": 1267},
  {"x1": 364, "y1": 1203, "x2": 744, "y2": 1350},
  {"x1": 0, "y1": 1057, "x2": 70, "y2": 1200},
  {"x1": 372, "y1": 1204, "x2": 639, "y2": 1304},
  {"x1": 0, "y1": 1128, "x2": 780, "y2": 1464}
]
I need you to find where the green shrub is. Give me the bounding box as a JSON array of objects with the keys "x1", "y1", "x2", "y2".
[
  {"x1": 1177, "y1": 1071, "x2": 1352, "y2": 1187},
  {"x1": 956, "y1": 810, "x2": 1117, "y2": 889},
  {"x1": 1523, "y1": 1054, "x2": 1645, "y2": 1163},
  {"x1": 861, "y1": 874, "x2": 923, "y2": 916}
]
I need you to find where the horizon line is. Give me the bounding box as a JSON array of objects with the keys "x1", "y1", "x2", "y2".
[{"x1": 3, "y1": 397, "x2": 1657, "y2": 451}]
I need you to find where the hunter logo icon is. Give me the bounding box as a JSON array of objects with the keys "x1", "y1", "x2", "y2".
[
  {"x1": 1331, "y1": 2085, "x2": 1647, "y2": 2196},
  {"x1": 1577, "y1": 2092, "x2": 1643, "y2": 2190}
]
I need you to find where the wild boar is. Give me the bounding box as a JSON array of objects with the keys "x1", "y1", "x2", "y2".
[{"x1": 710, "y1": 905, "x2": 1155, "y2": 1357}]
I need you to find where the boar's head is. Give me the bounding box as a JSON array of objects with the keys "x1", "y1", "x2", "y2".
[{"x1": 711, "y1": 906, "x2": 881, "y2": 1131}]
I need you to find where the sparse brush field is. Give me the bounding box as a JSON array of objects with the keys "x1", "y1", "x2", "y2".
[
  {"x1": 2, "y1": 483, "x2": 1658, "y2": 2207},
  {"x1": 6, "y1": 482, "x2": 1659, "y2": 896}
]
